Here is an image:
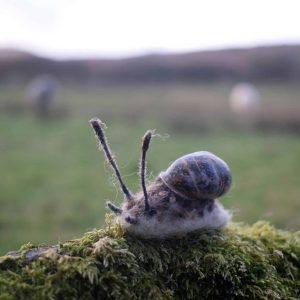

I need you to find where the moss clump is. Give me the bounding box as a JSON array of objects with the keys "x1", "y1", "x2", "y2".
[{"x1": 0, "y1": 216, "x2": 299, "y2": 300}]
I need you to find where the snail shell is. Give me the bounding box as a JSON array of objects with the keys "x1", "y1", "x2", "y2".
[{"x1": 159, "y1": 151, "x2": 232, "y2": 201}]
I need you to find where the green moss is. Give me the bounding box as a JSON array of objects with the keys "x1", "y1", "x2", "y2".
[{"x1": 0, "y1": 216, "x2": 299, "y2": 300}]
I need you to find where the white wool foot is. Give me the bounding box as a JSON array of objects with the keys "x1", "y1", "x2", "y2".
[{"x1": 117, "y1": 200, "x2": 231, "y2": 238}]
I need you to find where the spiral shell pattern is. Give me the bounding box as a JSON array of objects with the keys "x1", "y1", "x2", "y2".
[{"x1": 159, "y1": 151, "x2": 232, "y2": 201}]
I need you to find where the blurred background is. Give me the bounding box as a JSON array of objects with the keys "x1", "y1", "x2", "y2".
[{"x1": 1, "y1": 0, "x2": 300, "y2": 255}]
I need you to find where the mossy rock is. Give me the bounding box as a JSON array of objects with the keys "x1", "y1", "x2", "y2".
[{"x1": 0, "y1": 216, "x2": 299, "y2": 300}]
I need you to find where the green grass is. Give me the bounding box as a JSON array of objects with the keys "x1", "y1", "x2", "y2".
[{"x1": 0, "y1": 83, "x2": 300, "y2": 255}]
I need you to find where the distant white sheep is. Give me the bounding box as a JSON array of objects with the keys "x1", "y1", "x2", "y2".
[
  {"x1": 229, "y1": 83, "x2": 260, "y2": 114},
  {"x1": 27, "y1": 74, "x2": 58, "y2": 117}
]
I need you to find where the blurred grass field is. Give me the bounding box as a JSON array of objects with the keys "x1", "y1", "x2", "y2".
[{"x1": 1, "y1": 82, "x2": 300, "y2": 255}]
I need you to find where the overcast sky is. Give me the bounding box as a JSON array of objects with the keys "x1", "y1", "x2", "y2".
[{"x1": 0, "y1": 0, "x2": 299, "y2": 59}]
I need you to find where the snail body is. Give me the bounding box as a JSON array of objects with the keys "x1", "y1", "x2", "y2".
[{"x1": 90, "y1": 118, "x2": 232, "y2": 238}]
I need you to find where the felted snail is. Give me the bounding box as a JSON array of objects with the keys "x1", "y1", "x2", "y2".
[{"x1": 90, "y1": 118, "x2": 232, "y2": 238}]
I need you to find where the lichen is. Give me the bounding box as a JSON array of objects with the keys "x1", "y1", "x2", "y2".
[{"x1": 0, "y1": 215, "x2": 299, "y2": 300}]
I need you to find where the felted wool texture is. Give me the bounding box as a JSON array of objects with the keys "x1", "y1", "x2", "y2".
[{"x1": 116, "y1": 178, "x2": 231, "y2": 238}]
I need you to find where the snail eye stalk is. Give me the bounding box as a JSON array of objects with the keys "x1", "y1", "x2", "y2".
[
  {"x1": 107, "y1": 201, "x2": 122, "y2": 214},
  {"x1": 89, "y1": 118, "x2": 132, "y2": 201},
  {"x1": 140, "y1": 130, "x2": 153, "y2": 212}
]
